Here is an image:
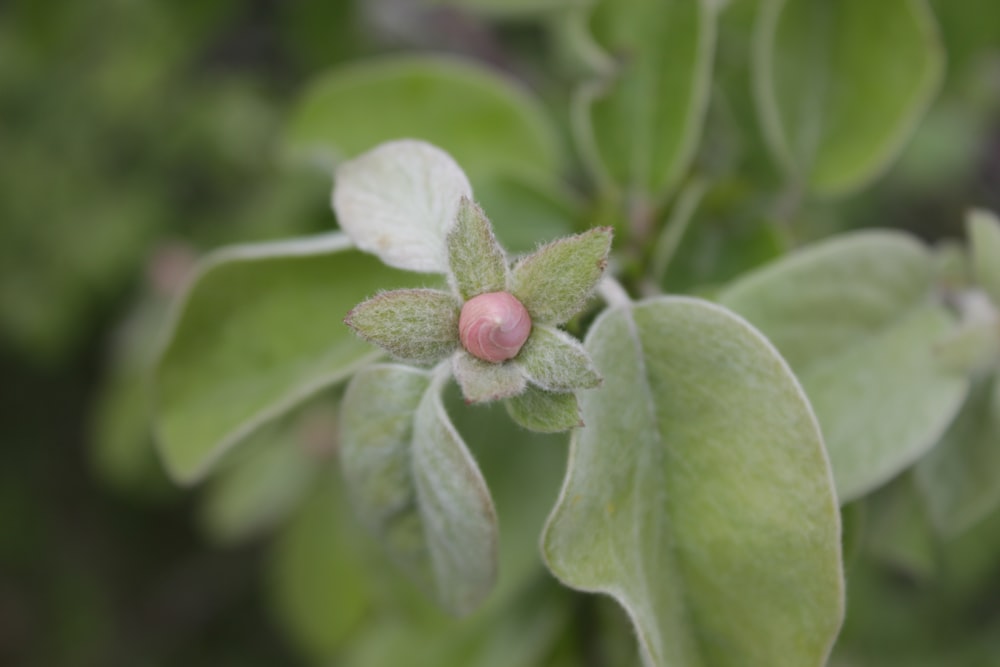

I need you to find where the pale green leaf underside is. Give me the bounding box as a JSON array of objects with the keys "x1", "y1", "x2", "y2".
[
  {"x1": 340, "y1": 365, "x2": 498, "y2": 615},
  {"x1": 452, "y1": 351, "x2": 527, "y2": 403},
  {"x1": 154, "y1": 233, "x2": 423, "y2": 484},
  {"x1": 543, "y1": 297, "x2": 844, "y2": 667},
  {"x1": 346, "y1": 288, "x2": 460, "y2": 363},
  {"x1": 915, "y1": 374, "x2": 1000, "y2": 538},
  {"x1": 968, "y1": 208, "x2": 1000, "y2": 308},
  {"x1": 718, "y1": 230, "x2": 968, "y2": 502},
  {"x1": 448, "y1": 197, "x2": 509, "y2": 301},
  {"x1": 515, "y1": 324, "x2": 601, "y2": 392},
  {"x1": 754, "y1": 0, "x2": 944, "y2": 196},
  {"x1": 580, "y1": 0, "x2": 717, "y2": 197},
  {"x1": 506, "y1": 385, "x2": 582, "y2": 433}
]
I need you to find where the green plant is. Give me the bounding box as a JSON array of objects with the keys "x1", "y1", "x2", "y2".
[{"x1": 146, "y1": 1, "x2": 1000, "y2": 665}]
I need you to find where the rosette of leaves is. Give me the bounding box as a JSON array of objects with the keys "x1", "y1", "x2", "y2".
[{"x1": 343, "y1": 193, "x2": 611, "y2": 433}]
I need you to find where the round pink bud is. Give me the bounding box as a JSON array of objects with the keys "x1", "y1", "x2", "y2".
[{"x1": 459, "y1": 292, "x2": 532, "y2": 363}]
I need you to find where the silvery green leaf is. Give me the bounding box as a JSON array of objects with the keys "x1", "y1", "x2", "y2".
[
  {"x1": 333, "y1": 140, "x2": 473, "y2": 273},
  {"x1": 345, "y1": 289, "x2": 460, "y2": 364},
  {"x1": 932, "y1": 292, "x2": 1000, "y2": 376},
  {"x1": 505, "y1": 386, "x2": 582, "y2": 433},
  {"x1": 340, "y1": 365, "x2": 498, "y2": 615},
  {"x1": 543, "y1": 297, "x2": 844, "y2": 667},
  {"x1": 452, "y1": 351, "x2": 527, "y2": 403},
  {"x1": 915, "y1": 374, "x2": 1000, "y2": 538},
  {"x1": 515, "y1": 324, "x2": 601, "y2": 392},
  {"x1": 448, "y1": 197, "x2": 509, "y2": 301},
  {"x1": 968, "y1": 208, "x2": 1000, "y2": 307},
  {"x1": 511, "y1": 227, "x2": 613, "y2": 325},
  {"x1": 719, "y1": 230, "x2": 969, "y2": 502}
]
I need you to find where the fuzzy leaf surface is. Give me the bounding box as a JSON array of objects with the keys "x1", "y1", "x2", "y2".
[
  {"x1": 333, "y1": 140, "x2": 472, "y2": 273},
  {"x1": 754, "y1": 0, "x2": 943, "y2": 196},
  {"x1": 448, "y1": 197, "x2": 509, "y2": 301},
  {"x1": 340, "y1": 365, "x2": 498, "y2": 615},
  {"x1": 154, "y1": 233, "x2": 421, "y2": 484},
  {"x1": 511, "y1": 227, "x2": 612, "y2": 325},
  {"x1": 515, "y1": 324, "x2": 601, "y2": 392},
  {"x1": 720, "y1": 230, "x2": 968, "y2": 501},
  {"x1": 543, "y1": 297, "x2": 844, "y2": 667},
  {"x1": 578, "y1": 0, "x2": 717, "y2": 197},
  {"x1": 452, "y1": 351, "x2": 527, "y2": 403},
  {"x1": 506, "y1": 386, "x2": 582, "y2": 433},
  {"x1": 968, "y1": 208, "x2": 1000, "y2": 307},
  {"x1": 346, "y1": 289, "x2": 460, "y2": 364}
]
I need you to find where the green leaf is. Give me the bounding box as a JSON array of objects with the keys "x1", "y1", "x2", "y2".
[
  {"x1": 515, "y1": 324, "x2": 601, "y2": 392},
  {"x1": 968, "y1": 208, "x2": 1000, "y2": 307},
  {"x1": 452, "y1": 352, "x2": 527, "y2": 404},
  {"x1": 505, "y1": 386, "x2": 582, "y2": 433},
  {"x1": 285, "y1": 56, "x2": 560, "y2": 183},
  {"x1": 154, "y1": 233, "x2": 423, "y2": 484},
  {"x1": 864, "y1": 476, "x2": 937, "y2": 580},
  {"x1": 447, "y1": 197, "x2": 509, "y2": 301},
  {"x1": 345, "y1": 288, "x2": 461, "y2": 364},
  {"x1": 576, "y1": 0, "x2": 718, "y2": 198},
  {"x1": 333, "y1": 140, "x2": 473, "y2": 273},
  {"x1": 543, "y1": 297, "x2": 844, "y2": 667},
  {"x1": 427, "y1": 0, "x2": 584, "y2": 17},
  {"x1": 340, "y1": 365, "x2": 498, "y2": 615},
  {"x1": 510, "y1": 227, "x2": 613, "y2": 325},
  {"x1": 719, "y1": 230, "x2": 969, "y2": 502},
  {"x1": 915, "y1": 374, "x2": 1000, "y2": 538},
  {"x1": 753, "y1": 0, "x2": 944, "y2": 196}
]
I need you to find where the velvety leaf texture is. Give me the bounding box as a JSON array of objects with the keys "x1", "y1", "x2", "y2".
[
  {"x1": 511, "y1": 227, "x2": 613, "y2": 325},
  {"x1": 506, "y1": 386, "x2": 582, "y2": 433},
  {"x1": 515, "y1": 324, "x2": 601, "y2": 392},
  {"x1": 452, "y1": 351, "x2": 527, "y2": 403},
  {"x1": 447, "y1": 197, "x2": 509, "y2": 301},
  {"x1": 154, "y1": 233, "x2": 423, "y2": 484},
  {"x1": 543, "y1": 297, "x2": 844, "y2": 667},
  {"x1": 345, "y1": 288, "x2": 460, "y2": 364}
]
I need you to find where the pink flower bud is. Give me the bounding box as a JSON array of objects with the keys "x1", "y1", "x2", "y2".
[{"x1": 459, "y1": 292, "x2": 532, "y2": 363}]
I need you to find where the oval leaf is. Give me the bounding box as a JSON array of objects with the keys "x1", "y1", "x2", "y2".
[
  {"x1": 333, "y1": 140, "x2": 473, "y2": 273},
  {"x1": 340, "y1": 364, "x2": 498, "y2": 615},
  {"x1": 719, "y1": 230, "x2": 969, "y2": 502},
  {"x1": 754, "y1": 0, "x2": 944, "y2": 196},
  {"x1": 154, "y1": 233, "x2": 422, "y2": 484},
  {"x1": 543, "y1": 297, "x2": 844, "y2": 667}
]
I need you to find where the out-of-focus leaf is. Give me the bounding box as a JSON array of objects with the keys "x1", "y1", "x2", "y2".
[
  {"x1": 719, "y1": 231, "x2": 969, "y2": 502},
  {"x1": 753, "y1": 0, "x2": 944, "y2": 196},
  {"x1": 154, "y1": 233, "x2": 423, "y2": 484},
  {"x1": 543, "y1": 297, "x2": 844, "y2": 667},
  {"x1": 576, "y1": 0, "x2": 718, "y2": 199},
  {"x1": 864, "y1": 476, "x2": 937, "y2": 580},
  {"x1": 427, "y1": 0, "x2": 584, "y2": 17},
  {"x1": 968, "y1": 208, "x2": 1000, "y2": 307}
]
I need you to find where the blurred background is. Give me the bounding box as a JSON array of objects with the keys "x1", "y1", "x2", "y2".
[{"x1": 1, "y1": 0, "x2": 999, "y2": 665}]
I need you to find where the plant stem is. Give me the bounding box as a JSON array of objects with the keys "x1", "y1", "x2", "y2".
[
  {"x1": 597, "y1": 275, "x2": 632, "y2": 308},
  {"x1": 650, "y1": 178, "x2": 709, "y2": 286}
]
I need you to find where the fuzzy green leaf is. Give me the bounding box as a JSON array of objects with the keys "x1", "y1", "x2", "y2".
[
  {"x1": 448, "y1": 197, "x2": 509, "y2": 301},
  {"x1": 346, "y1": 289, "x2": 460, "y2": 364},
  {"x1": 543, "y1": 297, "x2": 844, "y2": 667},
  {"x1": 516, "y1": 324, "x2": 601, "y2": 392},
  {"x1": 452, "y1": 351, "x2": 527, "y2": 404},
  {"x1": 577, "y1": 0, "x2": 718, "y2": 197},
  {"x1": 154, "y1": 233, "x2": 423, "y2": 485},
  {"x1": 506, "y1": 386, "x2": 582, "y2": 433},
  {"x1": 719, "y1": 230, "x2": 969, "y2": 502},
  {"x1": 511, "y1": 227, "x2": 613, "y2": 325},
  {"x1": 754, "y1": 0, "x2": 944, "y2": 196},
  {"x1": 340, "y1": 365, "x2": 498, "y2": 615},
  {"x1": 968, "y1": 208, "x2": 1000, "y2": 308},
  {"x1": 333, "y1": 140, "x2": 473, "y2": 273},
  {"x1": 915, "y1": 374, "x2": 1000, "y2": 538}
]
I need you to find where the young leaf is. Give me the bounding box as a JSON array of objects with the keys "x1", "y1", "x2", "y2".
[
  {"x1": 575, "y1": 0, "x2": 718, "y2": 198},
  {"x1": 543, "y1": 297, "x2": 844, "y2": 667},
  {"x1": 753, "y1": 0, "x2": 944, "y2": 196},
  {"x1": 340, "y1": 365, "x2": 498, "y2": 615},
  {"x1": 915, "y1": 374, "x2": 1000, "y2": 538},
  {"x1": 345, "y1": 289, "x2": 460, "y2": 364},
  {"x1": 719, "y1": 230, "x2": 969, "y2": 502},
  {"x1": 515, "y1": 324, "x2": 601, "y2": 392},
  {"x1": 333, "y1": 140, "x2": 473, "y2": 273},
  {"x1": 447, "y1": 197, "x2": 509, "y2": 301},
  {"x1": 154, "y1": 233, "x2": 423, "y2": 485},
  {"x1": 452, "y1": 351, "x2": 527, "y2": 403},
  {"x1": 968, "y1": 208, "x2": 1000, "y2": 307},
  {"x1": 506, "y1": 386, "x2": 582, "y2": 433},
  {"x1": 510, "y1": 227, "x2": 613, "y2": 325}
]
